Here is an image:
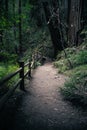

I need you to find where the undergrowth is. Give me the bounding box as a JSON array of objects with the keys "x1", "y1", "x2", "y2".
[
  {"x1": 0, "y1": 63, "x2": 18, "y2": 80},
  {"x1": 54, "y1": 43, "x2": 87, "y2": 106},
  {"x1": 0, "y1": 63, "x2": 19, "y2": 97},
  {"x1": 61, "y1": 71, "x2": 87, "y2": 105},
  {"x1": 54, "y1": 47, "x2": 87, "y2": 74}
]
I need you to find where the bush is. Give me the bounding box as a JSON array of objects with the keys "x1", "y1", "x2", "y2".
[
  {"x1": 72, "y1": 50, "x2": 87, "y2": 67},
  {"x1": 61, "y1": 71, "x2": 87, "y2": 105},
  {"x1": 0, "y1": 51, "x2": 10, "y2": 62},
  {"x1": 54, "y1": 59, "x2": 69, "y2": 73},
  {"x1": 0, "y1": 63, "x2": 18, "y2": 80},
  {"x1": 0, "y1": 63, "x2": 18, "y2": 97},
  {"x1": 0, "y1": 51, "x2": 18, "y2": 63},
  {"x1": 54, "y1": 47, "x2": 87, "y2": 73},
  {"x1": 0, "y1": 65, "x2": 7, "y2": 79},
  {"x1": 56, "y1": 47, "x2": 76, "y2": 60}
]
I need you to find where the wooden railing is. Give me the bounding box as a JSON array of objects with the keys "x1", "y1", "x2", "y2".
[
  {"x1": 0, "y1": 51, "x2": 43, "y2": 110},
  {"x1": 0, "y1": 60, "x2": 32, "y2": 110}
]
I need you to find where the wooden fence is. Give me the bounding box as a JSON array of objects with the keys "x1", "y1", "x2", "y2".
[{"x1": 0, "y1": 51, "x2": 43, "y2": 110}]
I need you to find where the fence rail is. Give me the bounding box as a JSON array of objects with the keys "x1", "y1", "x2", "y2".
[
  {"x1": 0, "y1": 60, "x2": 32, "y2": 110},
  {"x1": 0, "y1": 50, "x2": 43, "y2": 110},
  {"x1": 0, "y1": 68, "x2": 22, "y2": 87}
]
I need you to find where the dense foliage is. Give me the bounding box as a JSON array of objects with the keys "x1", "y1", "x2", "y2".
[
  {"x1": 0, "y1": 0, "x2": 87, "y2": 106},
  {"x1": 54, "y1": 32, "x2": 87, "y2": 106}
]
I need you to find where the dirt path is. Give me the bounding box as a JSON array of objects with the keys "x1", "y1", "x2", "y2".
[{"x1": 1, "y1": 62, "x2": 87, "y2": 130}]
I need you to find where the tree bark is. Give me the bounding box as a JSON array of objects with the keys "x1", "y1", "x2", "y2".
[
  {"x1": 68, "y1": 0, "x2": 83, "y2": 46},
  {"x1": 43, "y1": 2, "x2": 63, "y2": 58}
]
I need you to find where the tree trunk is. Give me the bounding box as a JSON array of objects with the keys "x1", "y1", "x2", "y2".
[
  {"x1": 68, "y1": 0, "x2": 83, "y2": 46},
  {"x1": 13, "y1": 0, "x2": 16, "y2": 39},
  {"x1": 0, "y1": 1, "x2": 4, "y2": 48},
  {"x1": 5, "y1": 0, "x2": 8, "y2": 19},
  {"x1": 19, "y1": 0, "x2": 22, "y2": 58},
  {"x1": 43, "y1": 2, "x2": 63, "y2": 58}
]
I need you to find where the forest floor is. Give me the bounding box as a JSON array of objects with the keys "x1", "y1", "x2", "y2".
[{"x1": 0, "y1": 61, "x2": 87, "y2": 130}]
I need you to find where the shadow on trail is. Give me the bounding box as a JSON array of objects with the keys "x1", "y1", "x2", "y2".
[{"x1": 0, "y1": 91, "x2": 25, "y2": 130}]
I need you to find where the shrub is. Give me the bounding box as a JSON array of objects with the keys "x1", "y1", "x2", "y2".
[
  {"x1": 54, "y1": 47, "x2": 87, "y2": 73},
  {"x1": 0, "y1": 51, "x2": 10, "y2": 62},
  {"x1": 0, "y1": 51, "x2": 18, "y2": 63},
  {"x1": 54, "y1": 59, "x2": 69, "y2": 73},
  {"x1": 56, "y1": 47, "x2": 76, "y2": 60},
  {"x1": 61, "y1": 71, "x2": 87, "y2": 105},
  {"x1": 0, "y1": 63, "x2": 18, "y2": 97},
  {"x1": 71, "y1": 50, "x2": 87, "y2": 67}
]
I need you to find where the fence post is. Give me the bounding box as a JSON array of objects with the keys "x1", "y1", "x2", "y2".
[
  {"x1": 28, "y1": 59, "x2": 31, "y2": 78},
  {"x1": 19, "y1": 61, "x2": 25, "y2": 90}
]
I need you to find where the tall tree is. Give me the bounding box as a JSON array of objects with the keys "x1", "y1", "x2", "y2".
[
  {"x1": 0, "y1": 1, "x2": 3, "y2": 46},
  {"x1": 13, "y1": 0, "x2": 16, "y2": 39},
  {"x1": 43, "y1": 1, "x2": 63, "y2": 57},
  {"x1": 5, "y1": 0, "x2": 8, "y2": 19},
  {"x1": 68, "y1": 0, "x2": 83, "y2": 46}
]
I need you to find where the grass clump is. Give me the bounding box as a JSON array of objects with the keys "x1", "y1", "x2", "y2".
[
  {"x1": 54, "y1": 46, "x2": 87, "y2": 74},
  {"x1": 54, "y1": 59, "x2": 70, "y2": 73},
  {"x1": 0, "y1": 63, "x2": 18, "y2": 80},
  {"x1": 0, "y1": 63, "x2": 19, "y2": 97},
  {"x1": 64, "y1": 64, "x2": 87, "y2": 76},
  {"x1": 72, "y1": 50, "x2": 87, "y2": 67},
  {"x1": 0, "y1": 51, "x2": 18, "y2": 63},
  {"x1": 61, "y1": 71, "x2": 87, "y2": 105}
]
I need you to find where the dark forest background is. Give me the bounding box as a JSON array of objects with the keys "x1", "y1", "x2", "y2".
[{"x1": 0, "y1": 0, "x2": 87, "y2": 105}]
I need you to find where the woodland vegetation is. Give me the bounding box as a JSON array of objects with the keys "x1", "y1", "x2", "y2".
[{"x1": 0, "y1": 0, "x2": 87, "y2": 106}]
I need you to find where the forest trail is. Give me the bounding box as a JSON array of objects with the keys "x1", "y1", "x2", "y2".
[{"x1": 1, "y1": 61, "x2": 87, "y2": 130}]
